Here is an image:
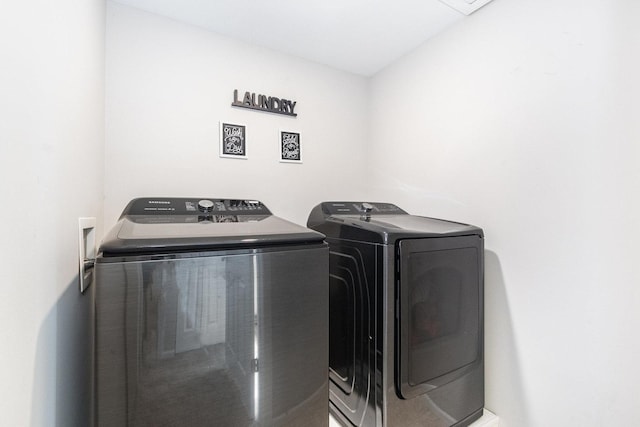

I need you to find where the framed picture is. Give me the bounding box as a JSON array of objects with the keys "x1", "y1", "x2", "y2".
[
  {"x1": 219, "y1": 121, "x2": 247, "y2": 159},
  {"x1": 279, "y1": 131, "x2": 301, "y2": 163}
]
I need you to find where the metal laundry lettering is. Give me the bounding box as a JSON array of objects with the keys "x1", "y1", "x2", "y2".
[{"x1": 232, "y1": 89, "x2": 297, "y2": 117}]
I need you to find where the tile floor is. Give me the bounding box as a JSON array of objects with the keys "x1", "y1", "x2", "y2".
[{"x1": 328, "y1": 409, "x2": 499, "y2": 426}]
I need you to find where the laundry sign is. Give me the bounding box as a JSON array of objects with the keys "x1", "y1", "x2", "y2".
[{"x1": 232, "y1": 89, "x2": 297, "y2": 117}]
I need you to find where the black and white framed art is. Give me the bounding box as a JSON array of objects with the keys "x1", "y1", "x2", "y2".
[
  {"x1": 279, "y1": 131, "x2": 301, "y2": 163},
  {"x1": 219, "y1": 121, "x2": 247, "y2": 159}
]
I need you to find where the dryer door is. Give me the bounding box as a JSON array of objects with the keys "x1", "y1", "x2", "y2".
[{"x1": 396, "y1": 235, "x2": 483, "y2": 399}]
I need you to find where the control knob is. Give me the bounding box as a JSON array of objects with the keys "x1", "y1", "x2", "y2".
[
  {"x1": 361, "y1": 202, "x2": 374, "y2": 213},
  {"x1": 198, "y1": 199, "x2": 214, "y2": 213}
]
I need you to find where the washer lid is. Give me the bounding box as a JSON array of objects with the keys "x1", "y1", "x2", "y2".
[{"x1": 100, "y1": 197, "x2": 325, "y2": 256}]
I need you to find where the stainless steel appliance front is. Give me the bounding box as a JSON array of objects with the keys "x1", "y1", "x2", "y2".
[
  {"x1": 95, "y1": 197, "x2": 328, "y2": 427},
  {"x1": 96, "y1": 246, "x2": 328, "y2": 426},
  {"x1": 308, "y1": 201, "x2": 484, "y2": 427}
]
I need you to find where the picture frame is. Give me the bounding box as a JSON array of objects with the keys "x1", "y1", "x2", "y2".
[
  {"x1": 279, "y1": 130, "x2": 302, "y2": 163},
  {"x1": 219, "y1": 121, "x2": 247, "y2": 159}
]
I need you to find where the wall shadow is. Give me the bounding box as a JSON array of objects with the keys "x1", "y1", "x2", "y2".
[
  {"x1": 484, "y1": 250, "x2": 529, "y2": 427},
  {"x1": 32, "y1": 276, "x2": 94, "y2": 427}
]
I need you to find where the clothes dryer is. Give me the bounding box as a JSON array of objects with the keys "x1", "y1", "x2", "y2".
[
  {"x1": 308, "y1": 202, "x2": 483, "y2": 427},
  {"x1": 95, "y1": 197, "x2": 328, "y2": 427}
]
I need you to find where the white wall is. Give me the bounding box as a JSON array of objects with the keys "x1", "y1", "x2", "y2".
[
  {"x1": 105, "y1": 2, "x2": 369, "y2": 228},
  {"x1": 4, "y1": 1, "x2": 638, "y2": 425},
  {"x1": 369, "y1": 0, "x2": 640, "y2": 425},
  {"x1": 0, "y1": 1, "x2": 105, "y2": 426}
]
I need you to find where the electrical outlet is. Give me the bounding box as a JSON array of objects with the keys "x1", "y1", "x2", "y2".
[{"x1": 78, "y1": 217, "x2": 96, "y2": 293}]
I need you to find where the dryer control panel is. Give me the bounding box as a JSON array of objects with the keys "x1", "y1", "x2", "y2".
[{"x1": 320, "y1": 201, "x2": 408, "y2": 216}]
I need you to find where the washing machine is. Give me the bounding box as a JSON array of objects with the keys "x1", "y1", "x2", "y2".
[
  {"x1": 94, "y1": 197, "x2": 328, "y2": 427},
  {"x1": 307, "y1": 202, "x2": 484, "y2": 427}
]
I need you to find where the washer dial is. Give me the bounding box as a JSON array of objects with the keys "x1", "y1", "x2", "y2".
[{"x1": 198, "y1": 199, "x2": 215, "y2": 212}]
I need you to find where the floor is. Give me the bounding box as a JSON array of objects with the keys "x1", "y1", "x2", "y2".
[{"x1": 328, "y1": 409, "x2": 499, "y2": 426}]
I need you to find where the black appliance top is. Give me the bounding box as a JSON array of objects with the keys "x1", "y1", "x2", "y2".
[
  {"x1": 99, "y1": 197, "x2": 326, "y2": 256},
  {"x1": 307, "y1": 201, "x2": 483, "y2": 244}
]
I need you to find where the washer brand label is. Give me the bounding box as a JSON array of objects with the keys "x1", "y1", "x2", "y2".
[
  {"x1": 148, "y1": 200, "x2": 171, "y2": 204},
  {"x1": 144, "y1": 207, "x2": 175, "y2": 211}
]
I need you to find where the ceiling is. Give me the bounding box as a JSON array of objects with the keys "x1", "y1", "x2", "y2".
[{"x1": 112, "y1": 0, "x2": 487, "y2": 76}]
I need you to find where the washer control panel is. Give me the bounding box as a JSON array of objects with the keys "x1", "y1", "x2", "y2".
[{"x1": 124, "y1": 198, "x2": 271, "y2": 216}]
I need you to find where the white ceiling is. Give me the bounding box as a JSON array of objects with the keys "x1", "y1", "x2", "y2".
[{"x1": 112, "y1": 0, "x2": 475, "y2": 76}]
